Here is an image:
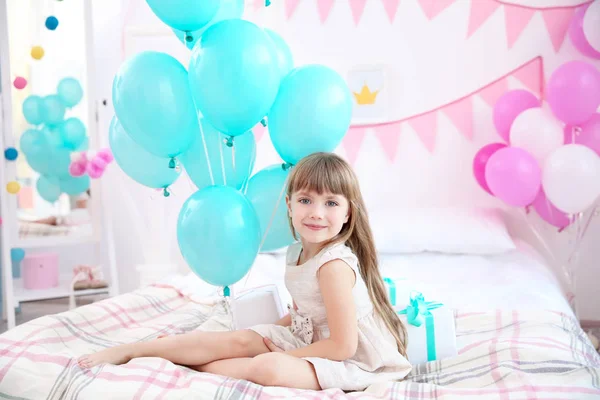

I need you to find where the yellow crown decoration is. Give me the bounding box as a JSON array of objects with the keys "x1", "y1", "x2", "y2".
[{"x1": 353, "y1": 84, "x2": 379, "y2": 105}]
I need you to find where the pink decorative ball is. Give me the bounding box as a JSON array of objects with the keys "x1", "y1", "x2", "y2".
[
  {"x1": 69, "y1": 161, "x2": 86, "y2": 177},
  {"x1": 96, "y1": 148, "x2": 114, "y2": 163},
  {"x1": 13, "y1": 77, "x2": 27, "y2": 90}
]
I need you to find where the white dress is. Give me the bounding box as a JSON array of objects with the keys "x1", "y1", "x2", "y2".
[{"x1": 249, "y1": 242, "x2": 412, "y2": 391}]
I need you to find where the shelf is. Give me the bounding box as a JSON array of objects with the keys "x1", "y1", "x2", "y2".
[
  {"x1": 13, "y1": 276, "x2": 110, "y2": 304},
  {"x1": 14, "y1": 234, "x2": 99, "y2": 249}
]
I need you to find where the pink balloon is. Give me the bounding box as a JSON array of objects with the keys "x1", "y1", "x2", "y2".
[
  {"x1": 96, "y1": 148, "x2": 114, "y2": 163},
  {"x1": 13, "y1": 77, "x2": 27, "y2": 90},
  {"x1": 547, "y1": 61, "x2": 600, "y2": 125},
  {"x1": 493, "y1": 90, "x2": 540, "y2": 142},
  {"x1": 532, "y1": 189, "x2": 571, "y2": 229},
  {"x1": 91, "y1": 156, "x2": 107, "y2": 170},
  {"x1": 569, "y1": 4, "x2": 600, "y2": 59},
  {"x1": 485, "y1": 147, "x2": 541, "y2": 207},
  {"x1": 69, "y1": 160, "x2": 87, "y2": 177},
  {"x1": 473, "y1": 143, "x2": 507, "y2": 194},
  {"x1": 564, "y1": 113, "x2": 600, "y2": 156},
  {"x1": 87, "y1": 163, "x2": 105, "y2": 179}
]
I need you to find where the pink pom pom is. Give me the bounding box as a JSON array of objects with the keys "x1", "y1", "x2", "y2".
[
  {"x1": 96, "y1": 148, "x2": 114, "y2": 163},
  {"x1": 91, "y1": 156, "x2": 107, "y2": 170},
  {"x1": 87, "y1": 164, "x2": 104, "y2": 179},
  {"x1": 69, "y1": 161, "x2": 87, "y2": 177},
  {"x1": 13, "y1": 77, "x2": 27, "y2": 90}
]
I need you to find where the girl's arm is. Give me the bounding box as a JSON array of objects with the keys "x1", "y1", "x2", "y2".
[{"x1": 284, "y1": 260, "x2": 358, "y2": 361}]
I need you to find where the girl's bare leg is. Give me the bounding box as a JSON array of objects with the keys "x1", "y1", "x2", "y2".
[{"x1": 77, "y1": 329, "x2": 269, "y2": 368}]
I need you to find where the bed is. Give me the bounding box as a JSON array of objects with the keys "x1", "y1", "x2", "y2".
[{"x1": 0, "y1": 209, "x2": 599, "y2": 399}]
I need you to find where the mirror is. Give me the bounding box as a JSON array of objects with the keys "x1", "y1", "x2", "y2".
[{"x1": 6, "y1": 0, "x2": 97, "y2": 240}]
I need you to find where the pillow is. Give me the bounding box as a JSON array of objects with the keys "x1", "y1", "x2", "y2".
[{"x1": 369, "y1": 207, "x2": 516, "y2": 255}]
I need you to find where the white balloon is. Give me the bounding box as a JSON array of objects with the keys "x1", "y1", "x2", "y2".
[
  {"x1": 543, "y1": 144, "x2": 600, "y2": 214},
  {"x1": 510, "y1": 107, "x2": 564, "y2": 163},
  {"x1": 583, "y1": 0, "x2": 600, "y2": 52}
]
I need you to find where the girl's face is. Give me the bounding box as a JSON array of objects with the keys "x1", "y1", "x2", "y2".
[{"x1": 286, "y1": 190, "x2": 350, "y2": 246}]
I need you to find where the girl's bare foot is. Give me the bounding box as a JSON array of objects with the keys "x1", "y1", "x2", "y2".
[{"x1": 77, "y1": 344, "x2": 135, "y2": 369}]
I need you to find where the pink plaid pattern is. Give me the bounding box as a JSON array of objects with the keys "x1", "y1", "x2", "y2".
[{"x1": 0, "y1": 284, "x2": 599, "y2": 399}]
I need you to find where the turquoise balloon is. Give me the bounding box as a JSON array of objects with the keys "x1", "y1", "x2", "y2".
[
  {"x1": 57, "y1": 77, "x2": 83, "y2": 107},
  {"x1": 42, "y1": 95, "x2": 66, "y2": 125},
  {"x1": 19, "y1": 129, "x2": 46, "y2": 156},
  {"x1": 113, "y1": 51, "x2": 199, "y2": 158},
  {"x1": 173, "y1": 0, "x2": 244, "y2": 50},
  {"x1": 59, "y1": 118, "x2": 87, "y2": 150},
  {"x1": 60, "y1": 175, "x2": 90, "y2": 195},
  {"x1": 22, "y1": 95, "x2": 45, "y2": 125},
  {"x1": 189, "y1": 19, "x2": 280, "y2": 136},
  {"x1": 269, "y1": 65, "x2": 353, "y2": 165},
  {"x1": 180, "y1": 120, "x2": 255, "y2": 191},
  {"x1": 265, "y1": 29, "x2": 294, "y2": 79},
  {"x1": 177, "y1": 186, "x2": 261, "y2": 287},
  {"x1": 246, "y1": 164, "x2": 294, "y2": 252},
  {"x1": 37, "y1": 175, "x2": 61, "y2": 203},
  {"x1": 146, "y1": 0, "x2": 218, "y2": 32},
  {"x1": 76, "y1": 136, "x2": 89, "y2": 151},
  {"x1": 109, "y1": 116, "x2": 181, "y2": 188}
]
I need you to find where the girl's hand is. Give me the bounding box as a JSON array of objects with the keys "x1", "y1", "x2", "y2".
[{"x1": 263, "y1": 337, "x2": 284, "y2": 353}]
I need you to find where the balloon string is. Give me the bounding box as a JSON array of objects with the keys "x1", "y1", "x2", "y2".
[
  {"x1": 198, "y1": 115, "x2": 215, "y2": 186},
  {"x1": 243, "y1": 172, "x2": 289, "y2": 288},
  {"x1": 218, "y1": 137, "x2": 227, "y2": 186},
  {"x1": 231, "y1": 139, "x2": 236, "y2": 174}
]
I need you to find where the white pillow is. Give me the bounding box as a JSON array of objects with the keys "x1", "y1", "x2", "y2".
[{"x1": 369, "y1": 207, "x2": 516, "y2": 255}]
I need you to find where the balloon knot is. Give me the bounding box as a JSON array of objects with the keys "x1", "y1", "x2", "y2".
[
  {"x1": 223, "y1": 286, "x2": 230, "y2": 297},
  {"x1": 163, "y1": 188, "x2": 170, "y2": 197},
  {"x1": 168, "y1": 158, "x2": 176, "y2": 169},
  {"x1": 225, "y1": 136, "x2": 234, "y2": 147},
  {"x1": 281, "y1": 162, "x2": 293, "y2": 171},
  {"x1": 184, "y1": 32, "x2": 194, "y2": 43},
  {"x1": 265, "y1": 0, "x2": 271, "y2": 6},
  {"x1": 260, "y1": 118, "x2": 267, "y2": 127}
]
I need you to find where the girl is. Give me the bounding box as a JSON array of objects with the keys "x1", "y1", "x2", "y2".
[{"x1": 78, "y1": 152, "x2": 412, "y2": 391}]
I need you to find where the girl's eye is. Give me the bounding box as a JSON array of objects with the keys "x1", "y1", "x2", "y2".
[
  {"x1": 299, "y1": 198, "x2": 310, "y2": 204},
  {"x1": 326, "y1": 201, "x2": 338, "y2": 207}
]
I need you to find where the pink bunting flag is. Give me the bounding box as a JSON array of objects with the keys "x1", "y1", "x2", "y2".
[
  {"x1": 349, "y1": 0, "x2": 368, "y2": 25},
  {"x1": 504, "y1": 4, "x2": 536, "y2": 48},
  {"x1": 285, "y1": 0, "x2": 301, "y2": 19},
  {"x1": 374, "y1": 122, "x2": 402, "y2": 161},
  {"x1": 479, "y1": 77, "x2": 509, "y2": 107},
  {"x1": 417, "y1": 0, "x2": 456, "y2": 20},
  {"x1": 381, "y1": 0, "x2": 401, "y2": 23},
  {"x1": 342, "y1": 127, "x2": 367, "y2": 165},
  {"x1": 442, "y1": 96, "x2": 474, "y2": 140},
  {"x1": 512, "y1": 57, "x2": 543, "y2": 96},
  {"x1": 407, "y1": 112, "x2": 437, "y2": 152},
  {"x1": 252, "y1": 122, "x2": 267, "y2": 142},
  {"x1": 317, "y1": 0, "x2": 335, "y2": 23},
  {"x1": 541, "y1": 8, "x2": 575, "y2": 52},
  {"x1": 467, "y1": 0, "x2": 501, "y2": 37}
]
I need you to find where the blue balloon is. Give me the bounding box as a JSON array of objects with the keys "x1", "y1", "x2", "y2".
[
  {"x1": 177, "y1": 186, "x2": 261, "y2": 287},
  {"x1": 22, "y1": 95, "x2": 45, "y2": 125},
  {"x1": 146, "y1": 0, "x2": 219, "y2": 32},
  {"x1": 269, "y1": 65, "x2": 353, "y2": 165},
  {"x1": 57, "y1": 77, "x2": 83, "y2": 107},
  {"x1": 19, "y1": 129, "x2": 46, "y2": 156},
  {"x1": 10, "y1": 248, "x2": 25, "y2": 263},
  {"x1": 265, "y1": 29, "x2": 294, "y2": 80},
  {"x1": 180, "y1": 120, "x2": 255, "y2": 191},
  {"x1": 37, "y1": 175, "x2": 61, "y2": 203},
  {"x1": 59, "y1": 118, "x2": 87, "y2": 150},
  {"x1": 42, "y1": 95, "x2": 66, "y2": 125},
  {"x1": 246, "y1": 164, "x2": 294, "y2": 252},
  {"x1": 173, "y1": 0, "x2": 244, "y2": 50},
  {"x1": 113, "y1": 51, "x2": 199, "y2": 158},
  {"x1": 189, "y1": 20, "x2": 280, "y2": 136},
  {"x1": 60, "y1": 175, "x2": 90, "y2": 195},
  {"x1": 109, "y1": 116, "x2": 181, "y2": 188}
]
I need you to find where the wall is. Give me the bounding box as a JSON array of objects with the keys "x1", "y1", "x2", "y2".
[{"x1": 91, "y1": 0, "x2": 599, "y2": 320}]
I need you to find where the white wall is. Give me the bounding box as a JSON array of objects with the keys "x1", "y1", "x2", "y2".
[{"x1": 91, "y1": 0, "x2": 600, "y2": 320}]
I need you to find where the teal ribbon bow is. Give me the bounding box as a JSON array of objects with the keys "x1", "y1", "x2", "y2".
[
  {"x1": 397, "y1": 291, "x2": 443, "y2": 361},
  {"x1": 383, "y1": 277, "x2": 396, "y2": 306}
]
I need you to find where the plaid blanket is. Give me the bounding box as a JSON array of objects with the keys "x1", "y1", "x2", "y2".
[{"x1": 0, "y1": 285, "x2": 599, "y2": 399}]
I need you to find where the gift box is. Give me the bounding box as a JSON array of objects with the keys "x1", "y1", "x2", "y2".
[{"x1": 395, "y1": 291, "x2": 457, "y2": 365}]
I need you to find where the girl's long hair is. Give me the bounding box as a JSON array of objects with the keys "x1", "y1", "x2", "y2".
[{"x1": 286, "y1": 152, "x2": 408, "y2": 357}]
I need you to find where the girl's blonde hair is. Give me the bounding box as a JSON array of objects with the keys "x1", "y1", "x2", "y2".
[{"x1": 286, "y1": 152, "x2": 408, "y2": 357}]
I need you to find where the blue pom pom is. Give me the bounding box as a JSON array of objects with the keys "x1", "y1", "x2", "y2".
[
  {"x1": 45, "y1": 16, "x2": 59, "y2": 30},
  {"x1": 4, "y1": 147, "x2": 18, "y2": 161}
]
